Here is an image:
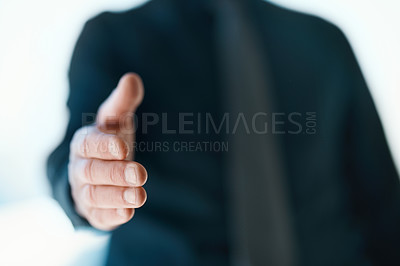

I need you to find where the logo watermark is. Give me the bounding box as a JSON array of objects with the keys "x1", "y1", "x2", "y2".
[{"x1": 80, "y1": 111, "x2": 317, "y2": 153}]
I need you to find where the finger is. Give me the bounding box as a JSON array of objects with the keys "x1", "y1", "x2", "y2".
[
  {"x1": 81, "y1": 185, "x2": 147, "y2": 208},
  {"x1": 96, "y1": 73, "x2": 144, "y2": 129},
  {"x1": 86, "y1": 208, "x2": 135, "y2": 231},
  {"x1": 71, "y1": 158, "x2": 148, "y2": 187},
  {"x1": 71, "y1": 126, "x2": 128, "y2": 160}
]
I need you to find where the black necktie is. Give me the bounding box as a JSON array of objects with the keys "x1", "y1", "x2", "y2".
[{"x1": 215, "y1": 0, "x2": 298, "y2": 265}]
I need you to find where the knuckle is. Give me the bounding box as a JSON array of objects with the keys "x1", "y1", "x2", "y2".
[
  {"x1": 68, "y1": 160, "x2": 82, "y2": 188},
  {"x1": 71, "y1": 126, "x2": 90, "y2": 155},
  {"x1": 81, "y1": 134, "x2": 89, "y2": 157},
  {"x1": 109, "y1": 136, "x2": 127, "y2": 159},
  {"x1": 83, "y1": 185, "x2": 96, "y2": 206},
  {"x1": 92, "y1": 209, "x2": 106, "y2": 226},
  {"x1": 67, "y1": 161, "x2": 74, "y2": 184},
  {"x1": 84, "y1": 159, "x2": 95, "y2": 184},
  {"x1": 86, "y1": 207, "x2": 95, "y2": 220},
  {"x1": 109, "y1": 163, "x2": 121, "y2": 184},
  {"x1": 90, "y1": 209, "x2": 121, "y2": 230},
  {"x1": 87, "y1": 209, "x2": 105, "y2": 228},
  {"x1": 70, "y1": 182, "x2": 81, "y2": 206},
  {"x1": 73, "y1": 126, "x2": 92, "y2": 156}
]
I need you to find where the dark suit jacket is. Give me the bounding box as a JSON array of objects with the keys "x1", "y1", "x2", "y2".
[{"x1": 47, "y1": 0, "x2": 400, "y2": 265}]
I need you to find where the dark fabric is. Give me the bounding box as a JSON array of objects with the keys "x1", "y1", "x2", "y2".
[
  {"x1": 215, "y1": 0, "x2": 296, "y2": 265},
  {"x1": 46, "y1": 0, "x2": 400, "y2": 265}
]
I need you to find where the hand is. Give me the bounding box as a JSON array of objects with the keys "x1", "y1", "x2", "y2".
[{"x1": 68, "y1": 73, "x2": 147, "y2": 231}]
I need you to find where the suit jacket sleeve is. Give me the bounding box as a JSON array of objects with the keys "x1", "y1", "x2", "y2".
[{"x1": 46, "y1": 13, "x2": 123, "y2": 227}]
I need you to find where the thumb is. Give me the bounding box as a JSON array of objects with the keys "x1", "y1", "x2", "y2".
[{"x1": 97, "y1": 73, "x2": 144, "y2": 128}]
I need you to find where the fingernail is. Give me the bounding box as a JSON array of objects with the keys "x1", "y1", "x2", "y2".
[
  {"x1": 116, "y1": 208, "x2": 126, "y2": 217},
  {"x1": 124, "y1": 189, "x2": 136, "y2": 204},
  {"x1": 124, "y1": 166, "x2": 137, "y2": 185}
]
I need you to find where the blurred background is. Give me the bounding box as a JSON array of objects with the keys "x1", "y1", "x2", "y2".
[{"x1": 0, "y1": 0, "x2": 399, "y2": 265}]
